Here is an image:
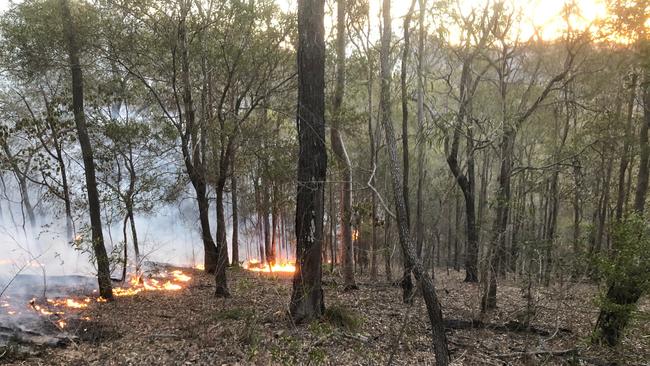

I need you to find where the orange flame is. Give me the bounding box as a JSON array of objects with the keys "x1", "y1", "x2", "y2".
[{"x1": 243, "y1": 260, "x2": 296, "y2": 273}]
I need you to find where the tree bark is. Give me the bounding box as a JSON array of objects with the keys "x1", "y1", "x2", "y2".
[
  {"x1": 290, "y1": 0, "x2": 327, "y2": 323},
  {"x1": 380, "y1": 0, "x2": 449, "y2": 363},
  {"x1": 215, "y1": 176, "x2": 230, "y2": 297},
  {"x1": 332, "y1": 0, "x2": 356, "y2": 290},
  {"x1": 59, "y1": 0, "x2": 112, "y2": 300},
  {"x1": 399, "y1": 0, "x2": 417, "y2": 303},
  {"x1": 615, "y1": 73, "x2": 637, "y2": 221},
  {"x1": 231, "y1": 155, "x2": 239, "y2": 267},
  {"x1": 595, "y1": 71, "x2": 650, "y2": 346}
]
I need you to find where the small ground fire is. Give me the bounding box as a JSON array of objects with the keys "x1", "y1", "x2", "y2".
[
  {"x1": 242, "y1": 259, "x2": 296, "y2": 273},
  {"x1": 1, "y1": 269, "x2": 193, "y2": 330}
]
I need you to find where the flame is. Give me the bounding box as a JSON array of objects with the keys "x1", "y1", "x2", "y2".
[
  {"x1": 21, "y1": 269, "x2": 192, "y2": 330},
  {"x1": 114, "y1": 270, "x2": 191, "y2": 297},
  {"x1": 194, "y1": 264, "x2": 205, "y2": 271},
  {"x1": 243, "y1": 260, "x2": 296, "y2": 273},
  {"x1": 352, "y1": 229, "x2": 359, "y2": 241}
]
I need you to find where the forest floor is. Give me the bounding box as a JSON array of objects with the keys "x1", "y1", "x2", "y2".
[{"x1": 1, "y1": 266, "x2": 649, "y2": 365}]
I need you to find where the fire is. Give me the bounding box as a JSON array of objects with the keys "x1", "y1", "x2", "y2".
[
  {"x1": 195, "y1": 263, "x2": 205, "y2": 271},
  {"x1": 243, "y1": 260, "x2": 296, "y2": 273},
  {"x1": 20, "y1": 269, "x2": 192, "y2": 330},
  {"x1": 352, "y1": 229, "x2": 359, "y2": 241},
  {"x1": 114, "y1": 269, "x2": 191, "y2": 296}
]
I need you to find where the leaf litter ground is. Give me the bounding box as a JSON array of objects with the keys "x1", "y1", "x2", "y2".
[{"x1": 2, "y1": 267, "x2": 648, "y2": 365}]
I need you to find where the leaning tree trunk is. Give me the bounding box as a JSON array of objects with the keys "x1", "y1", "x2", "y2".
[
  {"x1": 331, "y1": 0, "x2": 356, "y2": 290},
  {"x1": 290, "y1": 0, "x2": 327, "y2": 323},
  {"x1": 60, "y1": 0, "x2": 112, "y2": 300},
  {"x1": 595, "y1": 71, "x2": 649, "y2": 346},
  {"x1": 398, "y1": 0, "x2": 417, "y2": 304},
  {"x1": 380, "y1": 0, "x2": 449, "y2": 363}
]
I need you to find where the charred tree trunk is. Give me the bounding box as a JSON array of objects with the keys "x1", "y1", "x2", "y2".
[
  {"x1": 381, "y1": 0, "x2": 449, "y2": 362},
  {"x1": 290, "y1": 0, "x2": 327, "y2": 323},
  {"x1": 60, "y1": 0, "x2": 112, "y2": 300}
]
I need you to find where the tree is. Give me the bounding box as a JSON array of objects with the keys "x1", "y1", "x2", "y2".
[
  {"x1": 59, "y1": 0, "x2": 113, "y2": 300},
  {"x1": 289, "y1": 0, "x2": 327, "y2": 323},
  {"x1": 332, "y1": 0, "x2": 357, "y2": 290},
  {"x1": 380, "y1": 0, "x2": 449, "y2": 363}
]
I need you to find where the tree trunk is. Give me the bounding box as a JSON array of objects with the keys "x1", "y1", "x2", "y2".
[
  {"x1": 482, "y1": 127, "x2": 514, "y2": 310},
  {"x1": 414, "y1": 0, "x2": 426, "y2": 260},
  {"x1": 60, "y1": 0, "x2": 112, "y2": 300},
  {"x1": 399, "y1": 0, "x2": 417, "y2": 303},
  {"x1": 595, "y1": 71, "x2": 650, "y2": 346},
  {"x1": 331, "y1": 0, "x2": 356, "y2": 290},
  {"x1": 231, "y1": 156, "x2": 239, "y2": 267},
  {"x1": 215, "y1": 177, "x2": 230, "y2": 297},
  {"x1": 615, "y1": 73, "x2": 637, "y2": 221},
  {"x1": 381, "y1": 0, "x2": 449, "y2": 362},
  {"x1": 290, "y1": 0, "x2": 327, "y2": 323},
  {"x1": 177, "y1": 5, "x2": 218, "y2": 274}
]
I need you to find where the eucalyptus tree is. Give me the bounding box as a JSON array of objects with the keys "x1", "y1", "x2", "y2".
[
  {"x1": 380, "y1": 0, "x2": 449, "y2": 362},
  {"x1": 289, "y1": 0, "x2": 327, "y2": 323},
  {"x1": 332, "y1": 0, "x2": 357, "y2": 290}
]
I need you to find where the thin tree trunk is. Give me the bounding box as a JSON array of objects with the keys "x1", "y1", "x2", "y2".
[
  {"x1": 381, "y1": 0, "x2": 449, "y2": 362},
  {"x1": 332, "y1": 0, "x2": 356, "y2": 290},
  {"x1": 231, "y1": 155, "x2": 239, "y2": 267},
  {"x1": 399, "y1": 0, "x2": 417, "y2": 303},
  {"x1": 60, "y1": 0, "x2": 112, "y2": 300},
  {"x1": 615, "y1": 74, "x2": 637, "y2": 221},
  {"x1": 595, "y1": 72, "x2": 650, "y2": 346}
]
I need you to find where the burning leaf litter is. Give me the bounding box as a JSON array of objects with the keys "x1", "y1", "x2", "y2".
[
  {"x1": 1, "y1": 269, "x2": 193, "y2": 330},
  {"x1": 242, "y1": 259, "x2": 296, "y2": 273}
]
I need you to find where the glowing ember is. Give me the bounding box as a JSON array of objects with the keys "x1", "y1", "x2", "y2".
[
  {"x1": 57, "y1": 319, "x2": 67, "y2": 329},
  {"x1": 243, "y1": 260, "x2": 296, "y2": 273},
  {"x1": 195, "y1": 264, "x2": 205, "y2": 271}
]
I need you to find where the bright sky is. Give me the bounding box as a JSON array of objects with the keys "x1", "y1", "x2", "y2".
[{"x1": 279, "y1": 0, "x2": 646, "y2": 43}]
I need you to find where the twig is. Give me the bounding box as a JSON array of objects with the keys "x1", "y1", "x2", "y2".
[{"x1": 494, "y1": 348, "x2": 577, "y2": 359}]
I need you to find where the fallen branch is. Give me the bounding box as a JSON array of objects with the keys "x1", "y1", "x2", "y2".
[
  {"x1": 494, "y1": 348, "x2": 577, "y2": 358},
  {"x1": 443, "y1": 319, "x2": 571, "y2": 337}
]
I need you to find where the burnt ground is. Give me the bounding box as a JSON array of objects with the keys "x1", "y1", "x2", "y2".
[{"x1": 1, "y1": 267, "x2": 648, "y2": 365}]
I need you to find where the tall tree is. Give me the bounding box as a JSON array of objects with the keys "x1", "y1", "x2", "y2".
[
  {"x1": 59, "y1": 0, "x2": 113, "y2": 300},
  {"x1": 380, "y1": 0, "x2": 449, "y2": 363},
  {"x1": 332, "y1": 0, "x2": 356, "y2": 290},
  {"x1": 289, "y1": 0, "x2": 327, "y2": 322}
]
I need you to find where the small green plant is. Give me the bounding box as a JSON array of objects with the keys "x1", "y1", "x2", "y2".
[
  {"x1": 323, "y1": 304, "x2": 361, "y2": 332},
  {"x1": 308, "y1": 347, "x2": 327, "y2": 364},
  {"x1": 592, "y1": 213, "x2": 650, "y2": 346}
]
